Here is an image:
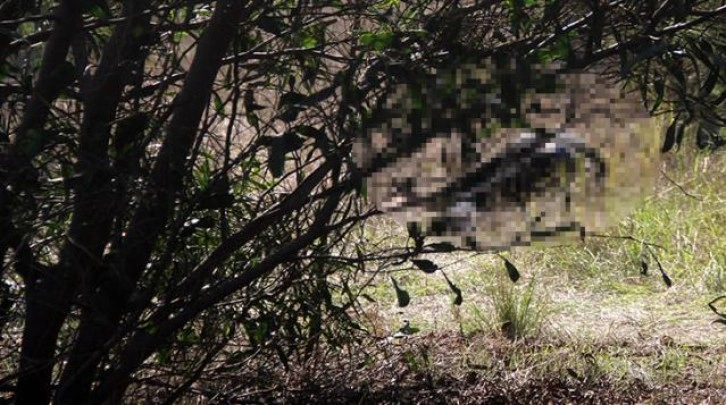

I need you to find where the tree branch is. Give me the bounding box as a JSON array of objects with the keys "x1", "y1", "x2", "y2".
[{"x1": 92, "y1": 185, "x2": 344, "y2": 402}]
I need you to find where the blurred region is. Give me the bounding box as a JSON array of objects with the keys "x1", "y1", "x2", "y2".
[{"x1": 354, "y1": 60, "x2": 659, "y2": 250}]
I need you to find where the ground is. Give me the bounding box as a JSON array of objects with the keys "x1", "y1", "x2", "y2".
[
  {"x1": 203, "y1": 331, "x2": 725, "y2": 403},
  {"x1": 183, "y1": 144, "x2": 726, "y2": 403}
]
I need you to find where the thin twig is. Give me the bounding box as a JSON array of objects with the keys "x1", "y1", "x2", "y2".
[{"x1": 660, "y1": 169, "x2": 702, "y2": 200}]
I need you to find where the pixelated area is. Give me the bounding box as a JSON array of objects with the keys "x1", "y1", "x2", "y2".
[{"x1": 354, "y1": 61, "x2": 659, "y2": 251}]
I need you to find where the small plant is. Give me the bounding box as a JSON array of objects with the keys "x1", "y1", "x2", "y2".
[{"x1": 485, "y1": 275, "x2": 546, "y2": 341}]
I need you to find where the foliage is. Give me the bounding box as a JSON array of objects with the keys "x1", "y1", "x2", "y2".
[
  {"x1": 0, "y1": 0, "x2": 725, "y2": 403},
  {"x1": 484, "y1": 274, "x2": 546, "y2": 340}
]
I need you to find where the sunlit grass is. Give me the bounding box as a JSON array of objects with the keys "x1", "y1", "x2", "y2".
[{"x1": 357, "y1": 144, "x2": 726, "y2": 387}]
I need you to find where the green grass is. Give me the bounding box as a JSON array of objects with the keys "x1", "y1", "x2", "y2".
[
  {"x1": 357, "y1": 146, "x2": 726, "y2": 388},
  {"x1": 474, "y1": 275, "x2": 547, "y2": 340}
]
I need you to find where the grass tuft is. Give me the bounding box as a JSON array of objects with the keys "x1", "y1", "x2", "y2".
[{"x1": 474, "y1": 275, "x2": 547, "y2": 340}]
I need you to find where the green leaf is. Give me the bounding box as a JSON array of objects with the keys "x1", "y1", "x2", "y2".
[
  {"x1": 256, "y1": 16, "x2": 285, "y2": 35},
  {"x1": 268, "y1": 137, "x2": 286, "y2": 178},
  {"x1": 244, "y1": 89, "x2": 266, "y2": 112},
  {"x1": 425, "y1": 242, "x2": 457, "y2": 253},
  {"x1": 278, "y1": 89, "x2": 334, "y2": 123},
  {"x1": 442, "y1": 272, "x2": 463, "y2": 306},
  {"x1": 18, "y1": 21, "x2": 37, "y2": 36},
  {"x1": 411, "y1": 259, "x2": 438, "y2": 274},
  {"x1": 281, "y1": 130, "x2": 305, "y2": 152},
  {"x1": 279, "y1": 105, "x2": 305, "y2": 123},
  {"x1": 300, "y1": 35, "x2": 318, "y2": 49},
  {"x1": 294, "y1": 125, "x2": 325, "y2": 139},
  {"x1": 177, "y1": 328, "x2": 199, "y2": 344},
  {"x1": 356, "y1": 175, "x2": 367, "y2": 198},
  {"x1": 156, "y1": 346, "x2": 171, "y2": 365},
  {"x1": 246, "y1": 111, "x2": 259, "y2": 130},
  {"x1": 361, "y1": 293, "x2": 376, "y2": 303},
  {"x1": 172, "y1": 30, "x2": 187, "y2": 44},
  {"x1": 452, "y1": 290, "x2": 463, "y2": 306},
  {"x1": 305, "y1": 84, "x2": 337, "y2": 105},
  {"x1": 359, "y1": 31, "x2": 394, "y2": 51},
  {"x1": 359, "y1": 32, "x2": 374, "y2": 46},
  {"x1": 213, "y1": 93, "x2": 224, "y2": 115},
  {"x1": 503, "y1": 257, "x2": 521, "y2": 282},
  {"x1": 700, "y1": 66, "x2": 719, "y2": 97},
  {"x1": 89, "y1": 3, "x2": 111, "y2": 18},
  {"x1": 390, "y1": 276, "x2": 410, "y2": 307},
  {"x1": 279, "y1": 91, "x2": 306, "y2": 108},
  {"x1": 655, "y1": 258, "x2": 672, "y2": 288},
  {"x1": 661, "y1": 117, "x2": 678, "y2": 153},
  {"x1": 715, "y1": 88, "x2": 726, "y2": 106}
]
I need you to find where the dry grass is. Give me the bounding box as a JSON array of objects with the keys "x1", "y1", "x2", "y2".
[
  {"x1": 183, "y1": 330, "x2": 726, "y2": 403},
  {"x1": 108, "y1": 143, "x2": 726, "y2": 404},
  {"x1": 354, "y1": 143, "x2": 726, "y2": 397}
]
